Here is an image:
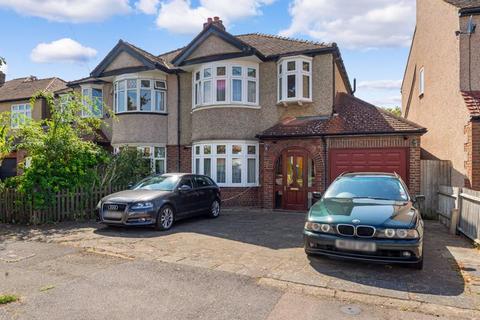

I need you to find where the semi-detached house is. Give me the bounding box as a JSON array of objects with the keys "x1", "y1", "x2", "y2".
[{"x1": 68, "y1": 17, "x2": 426, "y2": 210}]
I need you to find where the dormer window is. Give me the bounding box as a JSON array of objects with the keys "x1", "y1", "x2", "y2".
[
  {"x1": 277, "y1": 56, "x2": 312, "y2": 103},
  {"x1": 114, "y1": 78, "x2": 167, "y2": 114},
  {"x1": 193, "y1": 62, "x2": 259, "y2": 109}
]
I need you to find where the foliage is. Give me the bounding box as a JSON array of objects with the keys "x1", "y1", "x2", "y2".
[
  {"x1": 0, "y1": 295, "x2": 19, "y2": 305},
  {"x1": 0, "y1": 112, "x2": 13, "y2": 162},
  {"x1": 0, "y1": 56, "x2": 5, "y2": 67},
  {"x1": 98, "y1": 147, "x2": 151, "y2": 188},
  {"x1": 14, "y1": 91, "x2": 109, "y2": 208},
  {"x1": 383, "y1": 106, "x2": 402, "y2": 117}
]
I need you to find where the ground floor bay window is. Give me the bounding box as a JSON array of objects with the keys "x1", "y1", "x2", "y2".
[
  {"x1": 114, "y1": 145, "x2": 166, "y2": 174},
  {"x1": 192, "y1": 141, "x2": 259, "y2": 187}
]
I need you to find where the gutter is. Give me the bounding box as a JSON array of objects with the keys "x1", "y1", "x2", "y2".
[
  {"x1": 459, "y1": 7, "x2": 480, "y2": 16},
  {"x1": 256, "y1": 129, "x2": 428, "y2": 140}
]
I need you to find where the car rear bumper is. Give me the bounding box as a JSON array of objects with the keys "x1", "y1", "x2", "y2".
[{"x1": 304, "y1": 230, "x2": 423, "y2": 264}]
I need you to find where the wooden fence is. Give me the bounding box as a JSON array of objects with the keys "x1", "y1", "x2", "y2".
[
  {"x1": 420, "y1": 160, "x2": 452, "y2": 219},
  {"x1": 0, "y1": 185, "x2": 126, "y2": 224},
  {"x1": 437, "y1": 185, "x2": 480, "y2": 244}
]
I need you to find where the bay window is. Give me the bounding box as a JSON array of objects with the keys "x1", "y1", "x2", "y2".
[
  {"x1": 114, "y1": 78, "x2": 166, "y2": 114},
  {"x1": 277, "y1": 56, "x2": 312, "y2": 103},
  {"x1": 81, "y1": 86, "x2": 103, "y2": 118},
  {"x1": 192, "y1": 63, "x2": 258, "y2": 109},
  {"x1": 193, "y1": 141, "x2": 259, "y2": 187}
]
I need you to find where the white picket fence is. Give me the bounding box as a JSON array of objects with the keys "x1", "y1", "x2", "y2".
[{"x1": 437, "y1": 185, "x2": 480, "y2": 244}]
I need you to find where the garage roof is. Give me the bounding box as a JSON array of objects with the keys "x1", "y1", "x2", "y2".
[{"x1": 257, "y1": 93, "x2": 427, "y2": 139}]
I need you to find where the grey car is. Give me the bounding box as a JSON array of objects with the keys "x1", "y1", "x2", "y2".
[{"x1": 97, "y1": 173, "x2": 221, "y2": 230}]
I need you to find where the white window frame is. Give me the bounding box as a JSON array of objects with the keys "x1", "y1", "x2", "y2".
[
  {"x1": 10, "y1": 103, "x2": 32, "y2": 128},
  {"x1": 113, "y1": 144, "x2": 167, "y2": 174},
  {"x1": 81, "y1": 85, "x2": 104, "y2": 118},
  {"x1": 114, "y1": 76, "x2": 167, "y2": 114},
  {"x1": 192, "y1": 140, "x2": 259, "y2": 187},
  {"x1": 277, "y1": 55, "x2": 313, "y2": 103},
  {"x1": 192, "y1": 62, "x2": 259, "y2": 109},
  {"x1": 419, "y1": 67, "x2": 425, "y2": 96}
]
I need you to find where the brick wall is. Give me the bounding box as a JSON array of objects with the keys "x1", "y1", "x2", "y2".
[
  {"x1": 261, "y1": 138, "x2": 325, "y2": 209},
  {"x1": 220, "y1": 187, "x2": 261, "y2": 207},
  {"x1": 465, "y1": 120, "x2": 480, "y2": 190},
  {"x1": 166, "y1": 145, "x2": 192, "y2": 173}
]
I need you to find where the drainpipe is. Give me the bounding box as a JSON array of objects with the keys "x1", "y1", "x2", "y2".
[
  {"x1": 176, "y1": 72, "x2": 181, "y2": 172},
  {"x1": 321, "y1": 136, "x2": 328, "y2": 191}
]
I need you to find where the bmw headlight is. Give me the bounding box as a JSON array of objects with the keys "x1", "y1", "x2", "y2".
[
  {"x1": 130, "y1": 202, "x2": 154, "y2": 210},
  {"x1": 304, "y1": 222, "x2": 335, "y2": 234},
  {"x1": 377, "y1": 228, "x2": 419, "y2": 239}
]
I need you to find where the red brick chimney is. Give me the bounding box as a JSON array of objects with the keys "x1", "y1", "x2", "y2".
[{"x1": 203, "y1": 16, "x2": 225, "y2": 31}]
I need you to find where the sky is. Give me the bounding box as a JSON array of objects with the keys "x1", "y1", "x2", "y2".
[{"x1": 0, "y1": 0, "x2": 416, "y2": 108}]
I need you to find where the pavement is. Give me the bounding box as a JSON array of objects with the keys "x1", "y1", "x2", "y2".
[{"x1": 1, "y1": 209, "x2": 480, "y2": 319}]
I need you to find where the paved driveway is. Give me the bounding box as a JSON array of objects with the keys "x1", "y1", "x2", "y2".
[{"x1": 2, "y1": 209, "x2": 479, "y2": 314}]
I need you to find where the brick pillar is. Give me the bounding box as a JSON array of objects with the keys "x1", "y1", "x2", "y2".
[{"x1": 471, "y1": 121, "x2": 480, "y2": 190}]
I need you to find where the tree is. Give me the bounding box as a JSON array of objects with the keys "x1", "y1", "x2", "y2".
[
  {"x1": 0, "y1": 57, "x2": 5, "y2": 67},
  {"x1": 383, "y1": 106, "x2": 402, "y2": 117},
  {"x1": 15, "y1": 91, "x2": 109, "y2": 208},
  {"x1": 98, "y1": 147, "x2": 151, "y2": 188},
  {"x1": 0, "y1": 112, "x2": 13, "y2": 163}
]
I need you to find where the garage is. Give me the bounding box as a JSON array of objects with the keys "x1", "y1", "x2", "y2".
[{"x1": 329, "y1": 147, "x2": 408, "y2": 185}]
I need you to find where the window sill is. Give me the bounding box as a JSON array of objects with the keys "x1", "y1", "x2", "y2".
[
  {"x1": 217, "y1": 184, "x2": 260, "y2": 188},
  {"x1": 276, "y1": 99, "x2": 313, "y2": 106},
  {"x1": 116, "y1": 111, "x2": 168, "y2": 116},
  {"x1": 192, "y1": 104, "x2": 260, "y2": 112}
]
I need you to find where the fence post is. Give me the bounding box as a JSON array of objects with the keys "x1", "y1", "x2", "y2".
[{"x1": 450, "y1": 187, "x2": 461, "y2": 235}]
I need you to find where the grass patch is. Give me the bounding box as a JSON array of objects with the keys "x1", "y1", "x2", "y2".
[{"x1": 0, "y1": 294, "x2": 19, "y2": 304}]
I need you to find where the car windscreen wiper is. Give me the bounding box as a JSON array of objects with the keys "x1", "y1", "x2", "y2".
[{"x1": 351, "y1": 197, "x2": 398, "y2": 201}]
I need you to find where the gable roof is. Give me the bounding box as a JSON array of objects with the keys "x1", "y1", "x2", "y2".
[
  {"x1": 0, "y1": 77, "x2": 67, "y2": 102},
  {"x1": 257, "y1": 93, "x2": 426, "y2": 138},
  {"x1": 90, "y1": 40, "x2": 174, "y2": 77},
  {"x1": 171, "y1": 24, "x2": 265, "y2": 66},
  {"x1": 461, "y1": 91, "x2": 480, "y2": 117},
  {"x1": 443, "y1": 0, "x2": 480, "y2": 9}
]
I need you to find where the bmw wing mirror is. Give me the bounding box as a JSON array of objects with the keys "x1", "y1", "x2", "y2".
[{"x1": 312, "y1": 191, "x2": 322, "y2": 200}]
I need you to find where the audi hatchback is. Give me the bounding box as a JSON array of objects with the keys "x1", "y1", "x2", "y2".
[
  {"x1": 304, "y1": 173, "x2": 424, "y2": 269},
  {"x1": 97, "y1": 173, "x2": 221, "y2": 230}
]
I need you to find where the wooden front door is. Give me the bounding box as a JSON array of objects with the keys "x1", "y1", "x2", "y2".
[{"x1": 283, "y1": 150, "x2": 308, "y2": 210}]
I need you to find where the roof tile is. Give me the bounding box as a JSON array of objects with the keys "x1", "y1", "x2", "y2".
[
  {"x1": 257, "y1": 93, "x2": 426, "y2": 138},
  {"x1": 461, "y1": 91, "x2": 480, "y2": 117},
  {"x1": 0, "y1": 77, "x2": 67, "y2": 102}
]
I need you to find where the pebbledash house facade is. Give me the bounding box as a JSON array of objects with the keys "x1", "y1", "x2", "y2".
[{"x1": 68, "y1": 17, "x2": 426, "y2": 210}]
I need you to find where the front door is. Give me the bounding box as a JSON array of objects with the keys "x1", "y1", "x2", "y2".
[{"x1": 283, "y1": 150, "x2": 308, "y2": 210}]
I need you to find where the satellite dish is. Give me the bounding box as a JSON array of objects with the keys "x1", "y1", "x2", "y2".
[{"x1": 467, "y1": 15, "x2": 477, "y2": 34}]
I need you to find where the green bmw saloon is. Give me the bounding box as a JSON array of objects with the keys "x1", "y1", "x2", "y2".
[{"x1": 304, "y1": 173, "x2": 425, "y2": 269}]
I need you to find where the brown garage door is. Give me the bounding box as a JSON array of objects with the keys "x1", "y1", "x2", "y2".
[{"x1": 329, "y1": 148, "x2": 408, "y2": 185}]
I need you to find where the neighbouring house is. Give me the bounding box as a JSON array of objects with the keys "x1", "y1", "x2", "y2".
[
  {"x1": 0, "y1": 72, "x2": 67, "y2": 179},
  {"x1": 402, "y1": 0, "x2": 480, "y2": 190},
  {"x1": 69, "y1": 17, "x2": 426, "y2": 210}
]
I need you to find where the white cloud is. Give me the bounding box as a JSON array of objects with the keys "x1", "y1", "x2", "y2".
[
  {"x1": 0, "y1": 0, "x2": 131, "y2": 23},
  {"x1": 136, "y1": 0, "x2": 159, "y2": 14},
  {"x1": 280, "y1": 0, "x2": 415, "y2": 49},
  {"x1": 30, "y1": 38, "x2": 97, "y2": 63},
  {"x1": 357, "y1": 80, "x2": 402, "y2": 90},
  {"x1": 156, "y1": 0, "x2": 275, "y2": 34}
]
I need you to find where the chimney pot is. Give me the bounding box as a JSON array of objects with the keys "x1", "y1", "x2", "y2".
[{"x1": 203, "y1": 16, "x2": 225, "y2": 31}]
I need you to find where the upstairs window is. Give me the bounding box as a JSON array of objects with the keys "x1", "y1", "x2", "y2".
[
  {"x1": 419, "y1": 67, "x2": 425, "y2": 96},
  {"x1": 114, "y1": 78, "x2": 166, "y2": 114},
  {"x1": 277, "y1": 56, "x2": 312, "y2": 103},
  {"x1": 193, "y1": 63, "x2": 258, "y2": 109},
  {"x1": 11, "y1": 103, "x2": 32, "y2": 128},
  {"x1": 81, "y1": 86, "x2": 103, "y2": 118}
]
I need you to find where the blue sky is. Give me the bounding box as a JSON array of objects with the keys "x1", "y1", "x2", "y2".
[{"x1": 0, "y1": 0, "x2": 416, "y2": 107}]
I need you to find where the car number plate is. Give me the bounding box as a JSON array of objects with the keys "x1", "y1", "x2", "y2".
[
  {"x1": 104, "y1": 211, "x2": 123, "y2": 219},
  {"x1": 335, "y1": 239, "x2": 376, "y2": 252}
]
